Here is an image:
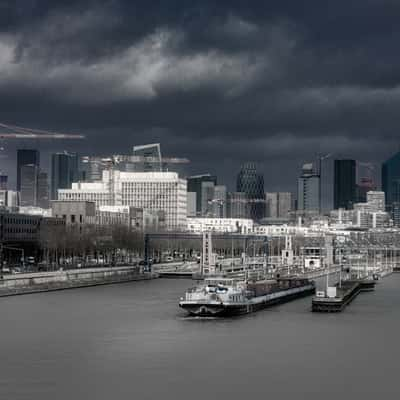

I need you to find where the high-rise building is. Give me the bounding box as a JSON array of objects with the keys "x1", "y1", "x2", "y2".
[
  {"x1": 265, "y1": 192, "x2": 278, "y2": 218},
  {"x1": 187, "y1": 192, "x2": 197, "y2": 217},
  {"x1": 200, "y1": 181, "x2": 215, "y2": 217},
  {"x1": 334, "y1": 159, "x2": 356, "y2": 210},
  {"x1": 297, "y1": 163, "x2": 320, "y2": 212},
  {"x1": 382, "y1": 151, "x2": 400, "y2": 208},
  {"x1": 80, "y1": 156, "x2": 106, "y2": 182},
  {"x1": 132, "y1": 143, "x2": 162, "y2": 172},
  {"x1": 227, "y1": 192, "x2": 249, "y2": 219},
  {"x1": 277, "y1": 192, "x2": 292, "y2": 218},
  {"x1": 0, "y1": 175, "x2": 8, "y2": 190},
  {"x1": 265, "y1": 192, "x2": 293, "y2": 219},
  {"x1": 37, "y1": 171, "x2": 49, "y2": 208},
  {"x1": 17, "y1": 149, "x2": 40, "y2": 191},
  {"x1": 211, "y1": 185, "x2": 227, "y2": 218},
  {"x1": 51, "y1": 152, "x2": 79, "y2": 200},
  {"x1": 20, "y1": 164, "x2": 38, "y2": 206},
  {"x1": 392, "y1": 202, "x2": 400, "y2": 227},
  {"x1": 236, "y1": 163, "x2": 265, "y2": 220},
  {"x1": 187, "y1": 174, "x2": 217, "y2": 216}
]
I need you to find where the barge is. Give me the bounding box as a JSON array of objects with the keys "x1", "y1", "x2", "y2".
[{"x1": 179, "y1": 276, "x2": 315, "y2": 317}]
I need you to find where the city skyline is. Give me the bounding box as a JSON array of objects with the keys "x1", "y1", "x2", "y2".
[{"x1": 0, "y1": 143, "x2": 397, "y2": 211}]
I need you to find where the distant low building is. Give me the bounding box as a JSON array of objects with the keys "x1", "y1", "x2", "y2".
[{"x1": 186, "y1": 217, "x2": 253, "y2": 234}]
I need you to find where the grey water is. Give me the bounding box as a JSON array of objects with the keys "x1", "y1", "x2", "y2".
[{"x1": 0, "y1": 276, "x2": 399, "y2": 400}]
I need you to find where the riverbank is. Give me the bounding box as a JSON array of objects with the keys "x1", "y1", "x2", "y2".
[{"x1": 0, "y1": 266, "x2": 156, "y2": 297}]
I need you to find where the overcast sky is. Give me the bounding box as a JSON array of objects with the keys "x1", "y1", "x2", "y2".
[{"x1": 1, "y1": 0, "x2": 400, "y2": 206}]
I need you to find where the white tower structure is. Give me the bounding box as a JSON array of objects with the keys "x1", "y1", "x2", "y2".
[{"x1": 201, "y1": 232, "x2": 216, "y2": 275}]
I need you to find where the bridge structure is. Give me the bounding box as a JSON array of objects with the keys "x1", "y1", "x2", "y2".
[{"x1": 143, "y1": 232, "x2": 268, "y2": 272}]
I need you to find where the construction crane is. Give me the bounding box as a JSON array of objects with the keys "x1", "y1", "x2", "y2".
[{"x1": 0, "y1": 121, "x2": 85, "y2": 140}]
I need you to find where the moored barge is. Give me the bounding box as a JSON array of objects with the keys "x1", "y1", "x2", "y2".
[{"x1": 179, "y1": 277, "x2": 315, "y2": 317}]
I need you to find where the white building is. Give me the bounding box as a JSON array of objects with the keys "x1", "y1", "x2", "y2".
[
  {"x1": 186, "y1": 217, "x2": 253, "y2": 234},
  {"x1": 58, "y1": 170, "x2": 187, "y2": 230},
  {"x1": 366, "y1": 191, "x2": 385, "y2": 212}
]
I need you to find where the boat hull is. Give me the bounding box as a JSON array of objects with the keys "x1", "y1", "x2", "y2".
[{"x1": 180, "y1": 285, "x2": 315, "y2": 317}]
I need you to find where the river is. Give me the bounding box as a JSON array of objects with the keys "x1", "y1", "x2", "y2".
[{"x1": 0, "y1": 275, "x2": 399, "y2": 399}]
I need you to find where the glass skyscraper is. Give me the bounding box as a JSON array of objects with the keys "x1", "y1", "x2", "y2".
[
  {"x1": 17, "y1": 149, "x2": 40, "y2": 191},
  {"x1": 382, "y1": 151, "x2": 400, "y2": 208},
  {"x1": 334, "y1": 159, "x2": 356, "y2": 210},
  {"x1": 51, "y1": 152, "x2": 79, "y2": 200},
  {"x1": 236, "y1": 163, "x2": 265, "y2": 220}
]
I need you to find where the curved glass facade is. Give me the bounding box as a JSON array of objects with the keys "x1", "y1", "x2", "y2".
[{"x1": 236, "y1": 163, "x2": 265, "y2": 220}]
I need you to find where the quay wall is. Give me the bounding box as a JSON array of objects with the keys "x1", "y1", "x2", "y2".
[{"x1": 0, "y1": 266, "x2": 155, "y2": 297}]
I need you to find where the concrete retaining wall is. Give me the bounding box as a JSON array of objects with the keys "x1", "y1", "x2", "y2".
[{"x1": 0, "y1": 266, "x2": 154, "y2": 297}]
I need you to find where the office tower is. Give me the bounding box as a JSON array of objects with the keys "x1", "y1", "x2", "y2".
[
  {"x1": 277, "y1": 192, "x2": 292, "y2": 218},
  {"x1": 17, "y1": 149, "x2": 40, "y2": 191},
  {"x1": 20, "y1": 164, "x2": 38, "y2": 206},
  {"x1": 80, "y1": 156, "x2": 106, "y2": 182},
  {"x1": 227, "y1": 192, "x2": 249, "y2": 219},
  {"x1": 51, "y1": 152, "x2": 79, "y2": 200},
  {"x1": 392, "y1": 202, "x2": 400, "y2": 227},
  {"x1": 334, "y1": 159, "x2": 356, "y2": 209},
  {"x1": 236, "y1": 163, "x2": 265, "y2": 220},
  {"x1": 382, "y1": 151, "x2": 400, "y2": 208},
  {"x1": 0, "y1": 175, "x2": 8, "y2": 190},
  {"x1": 297, "y1": 163, "x2": 320, "y2": 212},
  {"x1": 187, "y1": 174, "x2": 217, "y2": 216},
  {"x1": 37, "y1": 171, "x2": 49, "y2": 208},
  {"x1": 265, "y1": 192, "x2": 293, "y2": 219},
  {"x1": 201, "y1": 181, "x2": 215, "y2": 217},
  {"x1": 265, "y1": 193, "x2": 278, "y2": 218},
  {"x1": 187, "y1": 192, "x2": 197, "y2": 217},
  {"x1": 58, "y1": 170, "x2": 187, "y2": 230},
  {"x1": 212, "y1": 185, "x2": 227, "y2": 218},
  {"x1": 132, "y1": 143, "x2": 162, "y2": 172}
]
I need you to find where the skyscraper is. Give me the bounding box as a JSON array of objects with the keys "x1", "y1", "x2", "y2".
[
  {"x1": 297, "y1": 163, "x2": 320, "y2": 212},
  {"x1": 37, "y1": 171, "x2": 49, "y2": 208},
  {"x1": 0, "y1": 175, "x2": 8, "y2": 190},
  {"x1": 200, "y1": 181, "x2": 215, "y2": 217},
  {"x1": 212, "y1": 185, "x2": 227, "y2": 218},
  {"x1": 17, "y1": 149, "x2": 40, "y2": 191},
  {"x1": 265, "y1": 192, "x2": 278, "y2": 218},
  {"x1": 334, "y1": 159, "x2": 356, "y2": 209},
  {"x1": 277, "y1": 192, "x2": 292, "y2": 218},
  {"x1": 187, "y1": 174, "x2": 217, "y2": 216},
  {"x1": 382, "y1": 151, "x2": 400, "y2": 208},
  {"x1": 20, "y1": 164, "x2": 38, "y2": 206},
  {"x1": 51, "y1": 152, "x2": 79, "y2": 200},
  {"x1": 265, "y1": 192, "x2": 293, "y2": 219},
  {"x1": 227, "y1": 192, "x2": 249, "y2": 219},
  {"x1": 132, "y1": 143, "x2": 162, "y2": 172},
  {"x1": 236, "y1": 163, "x2": 265, "y2": 220}
]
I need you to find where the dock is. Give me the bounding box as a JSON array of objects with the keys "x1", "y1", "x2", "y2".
[{"x1": 312, "y1": 280, "x2": 376, "y2": 312}]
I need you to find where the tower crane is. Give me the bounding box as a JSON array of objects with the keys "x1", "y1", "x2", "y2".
[{"x1": 0, "y1": 121, "x2": 85, "y2": 140}]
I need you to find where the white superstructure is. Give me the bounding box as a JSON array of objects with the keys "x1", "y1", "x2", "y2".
[
  {"x1": 58, "y1": 170, "x2": 187, "y2": 230},
  {"x1": 186, "y1": 217, "x2": 253, "y2": 233}
]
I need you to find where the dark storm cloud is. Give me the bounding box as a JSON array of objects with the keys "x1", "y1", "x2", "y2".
[{"x1": 1, "y1": 0, "x2": 400, "y2": 201}]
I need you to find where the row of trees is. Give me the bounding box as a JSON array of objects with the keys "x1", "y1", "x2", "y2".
[{"x1": 39, "y1": 224, "x2": 145, "y2": 268}]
